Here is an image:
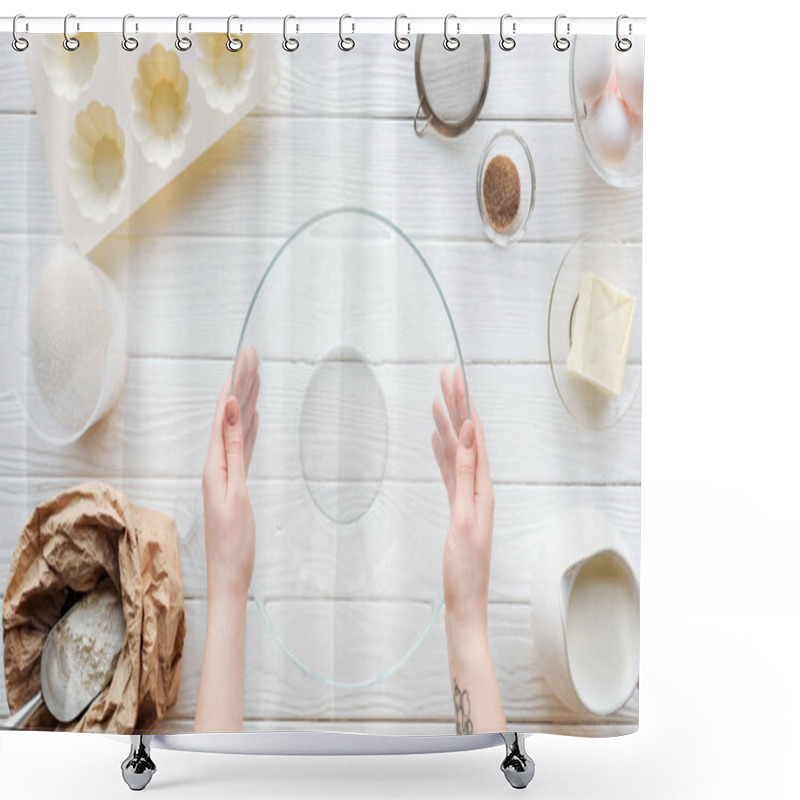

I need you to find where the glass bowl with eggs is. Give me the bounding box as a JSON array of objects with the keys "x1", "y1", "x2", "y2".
[{"x1": 570, "y1": 36, "x2": 644, "y2": 188}]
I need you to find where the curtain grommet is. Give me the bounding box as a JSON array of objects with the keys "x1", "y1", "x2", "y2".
[
  {"x1": 338, "y1": 14, "x2": 355, "y2": 51},
  {"x1": 175, "y1": 13, "x2": 192, "y2": 51},
  {"x1": 227, "y1": 14, "x2": 243, "y2": 52},
  {"x1": 499, "y1": 14, "x2": 516, "y2": 51},
  {"x1": 443, "y1": 14, "x2": 460, "y2": 51},
  {"x1": 553, "y1": 14, "x2": 570, "y2": 52},
  {"x1": 394, "y1": 14, "x2": 410, "y2": 51},
  {"x1": 63, "y1": 13, "x2": 80, "y2": 51},
  {"x1": 12, "y1": 14, "x2": 29, "y2": 52},
  {"x1": 283, "y1": 15, "x2": 299, "y2": 52},
  {"x1": 121, "y1": 14, "x2": 139, "y2": 52},
  {"x1": 615, "y1": 14, "x2": 632, "y2": 52}
]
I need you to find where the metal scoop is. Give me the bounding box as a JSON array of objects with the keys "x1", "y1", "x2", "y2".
[{"x1": 1, "y1": 584, "x2": 125, "y2": 730}]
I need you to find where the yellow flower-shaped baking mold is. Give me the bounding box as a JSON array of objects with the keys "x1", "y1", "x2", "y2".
[
  {"x1": 131, "y1": 43, "x2": 192, "y2": 168},
  {"x1": 195, "y1": 34, "x2": 259, "y2": 114},
  {"x1": 42, "y1": 33, "x2": 99, "y2": 101},
  {"x1": 68, "y1": 102, "x2": 127, "y2": 223}
]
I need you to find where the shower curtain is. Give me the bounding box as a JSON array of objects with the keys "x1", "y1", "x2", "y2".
[{"x1": 0, "y1": 25, "x2": 643, "y2": 739}]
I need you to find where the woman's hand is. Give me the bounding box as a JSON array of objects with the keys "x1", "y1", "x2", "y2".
[
  {"x1": 201, "y1": 346, "x2": 260, "y2": 607},
  {"x1": 432, "y1": 365, "x2": 495, "y2": 633},
  {"x1": 195, "y1": 346, "x2": 260, "y2": 733},
  {"x1": 432, "y1": 365, "x2": 506, "y2": 734}
]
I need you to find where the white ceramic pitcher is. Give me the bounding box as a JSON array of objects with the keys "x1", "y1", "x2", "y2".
[{"x1": 530, "y1": 507, "x2": 639, "y2": 717}]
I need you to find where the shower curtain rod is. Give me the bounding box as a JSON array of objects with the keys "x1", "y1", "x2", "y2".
[{"x1": 0, "y1": 15, "x2": 645, "y2": 37}]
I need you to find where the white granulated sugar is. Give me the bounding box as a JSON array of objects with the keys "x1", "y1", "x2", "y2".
[
  {"x1": 28, "y1": 257, "x2": 113, "y2": 431},
  {"x1": 54, "y1": 582, "x2": 126, "y2": 709}
]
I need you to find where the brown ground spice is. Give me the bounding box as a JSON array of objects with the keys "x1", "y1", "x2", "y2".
[{"x1": 482, "y1": 154, "x2": 521, "y2": 233}]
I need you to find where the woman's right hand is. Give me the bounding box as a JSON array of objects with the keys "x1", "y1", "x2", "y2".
[
  {"x1": 432, "y1": 365, "x2": 495, "y2": 633},
  {"x1": 432, "y1": 365, "x2": 506, "y2": 735},
  {"x1": 195, "y1": 346, "x2": 260, "y2": 733}
]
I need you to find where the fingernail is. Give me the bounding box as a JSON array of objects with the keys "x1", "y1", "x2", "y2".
[
  {"x1": 461, "y1": 421, "x2": 474, "y2": 449},
  {"x1": 226, "y1": 397, "x2": 239, "y2": 426}
]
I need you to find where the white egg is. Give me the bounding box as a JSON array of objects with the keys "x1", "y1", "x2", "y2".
[
  {"x1": 616, "y1": 41, "x2": 645, "y2": 116},
  {"x1": 587, "y1": 94, "x2": 632, "y2": 166},
  {"x1": 629, "y1": 109, "x2": 643, "y2": 142},
  {"x1": 573, "y1": 35, "x2": 615, "y2": 107}
]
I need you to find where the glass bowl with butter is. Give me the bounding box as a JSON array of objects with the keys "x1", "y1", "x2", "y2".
[{"x1": 548, "y1": 232, "x2": 641, "y2": 429}]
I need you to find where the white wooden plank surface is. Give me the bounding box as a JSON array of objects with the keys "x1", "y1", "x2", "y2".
[
  {"x1": 0, "y1": 116, "x2": 642, "y2": 242},
  {"x1": 0, "y1": 35, "x2": 574, "y2": 119},
  {"x1": 0, "y1": 359, "x2": 640, "y2": 483},
  {"x1": 0, "y1": 39, "x2": 641, "y2": 734},
  {"x1": 0, "y1": 599, "x2": 638, "y2": 728},
  {"x1": 0, "y1": 478, "x2": 640, "y2": 603},
  {"x1": 1, "y1": 235, "x2": 642, "y2": 363}
]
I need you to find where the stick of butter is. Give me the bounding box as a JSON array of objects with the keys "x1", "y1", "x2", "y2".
[{"x1": 567, "y1": 271, "x2": 635, "y2": 397}]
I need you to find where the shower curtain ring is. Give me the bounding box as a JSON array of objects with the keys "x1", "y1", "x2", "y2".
[
  {"x1": 553, "y1": 14, "x2": 570, "y2": 52},
  {"x1": 121, "y1": 14, "x2": 139, "y2": 51},
  {"x1": 12, "y1": 15, "x2": 29, "y2": 52},
  {"x1": 283, "y1": 15, "x2": 299, "y2": 52},
  {"x1": 227, "y1": 15, "x2": 243, "y2": 52},
  {"x1": 443, "y1": 14, "x2": 460, "y2": 51},
  {"x1": 499, "y1": 14, "x2": 516, "y2": 51},
  {"x1": 394, "y1": 15, "x2": 410, "y2": 51},
  {"x1": 339, "y1": 15, "x2": 355, "y2": 51},
  {"x1": 175, "y1": 14, "x2": 192, "y2": 51},
  {"x1": 615, "y1": 14, "x2": 632, "y2": 51},
  {"x1": 63, "y1": 14, "x2": 80, "y2": 51}
]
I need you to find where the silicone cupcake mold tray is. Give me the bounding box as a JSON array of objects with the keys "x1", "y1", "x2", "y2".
[{"x1": 26, "y1": 33, "x2": 279, "y2": 252}]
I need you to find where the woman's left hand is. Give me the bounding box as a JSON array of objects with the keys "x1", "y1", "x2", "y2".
[{"x1": 201, "y1": 346, "x2": 261, "y2": 607}]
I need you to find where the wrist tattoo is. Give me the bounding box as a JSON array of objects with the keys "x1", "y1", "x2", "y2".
[{"x1": 452, "y1": 680, "x2": 473, "y2": 735}]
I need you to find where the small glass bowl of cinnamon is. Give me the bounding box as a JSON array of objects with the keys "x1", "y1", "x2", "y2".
[{"x1": 477, "y1": 129, "x2": 535, "y2": 246}]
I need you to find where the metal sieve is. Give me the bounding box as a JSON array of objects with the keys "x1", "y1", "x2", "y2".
[{"x1": 414, "y1": 34, "x2": 491, "y2": 137}]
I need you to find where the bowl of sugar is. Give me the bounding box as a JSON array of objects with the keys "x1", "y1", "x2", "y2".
[{"x1": 4, "y1": 241, "x2": 127, "y2": 445}]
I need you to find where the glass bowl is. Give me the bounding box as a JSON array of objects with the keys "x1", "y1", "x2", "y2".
[
  {"x1": 477, "y1": 129, "x2": 535, "y2": 246},
  {"x1": 232, "y1": 208, "x2": 467, "y2": 689},
  {"x1": 548, "y1": 232, "x2": 641, "y2": 429},
  {"x1": 3, "y1": 240, "x2": 127, "y2": 445},
  {"x1": 569, "y1": 36, "x2": 643, "y2": 189}
]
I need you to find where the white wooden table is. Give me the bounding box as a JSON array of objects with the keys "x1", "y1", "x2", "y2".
[{"x1": 0, "y1": 35, "x2": 640, "y2": 736}]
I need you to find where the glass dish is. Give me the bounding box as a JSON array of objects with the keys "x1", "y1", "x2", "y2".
[
  {"x1": 477, "y1": 129, "x2": 535, "y2": 246},
  {"x1": 569, "y1": 36, "x2": 643, "y2": 189},
  {"x1": 232, "y1": 208, "x2": 467, "y2": 689},
  {"x1": 548, "y1": 232, "x2": 641, "y2": 429}
]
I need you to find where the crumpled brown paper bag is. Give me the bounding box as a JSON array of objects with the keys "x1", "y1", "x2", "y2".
[{"x1": 3, "y1": 482, "x2": 187, "y2": 732}]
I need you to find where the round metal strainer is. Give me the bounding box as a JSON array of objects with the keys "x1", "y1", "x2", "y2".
[{"x1": 414, "y1": 34, "x2": 491, "y2": 137}]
